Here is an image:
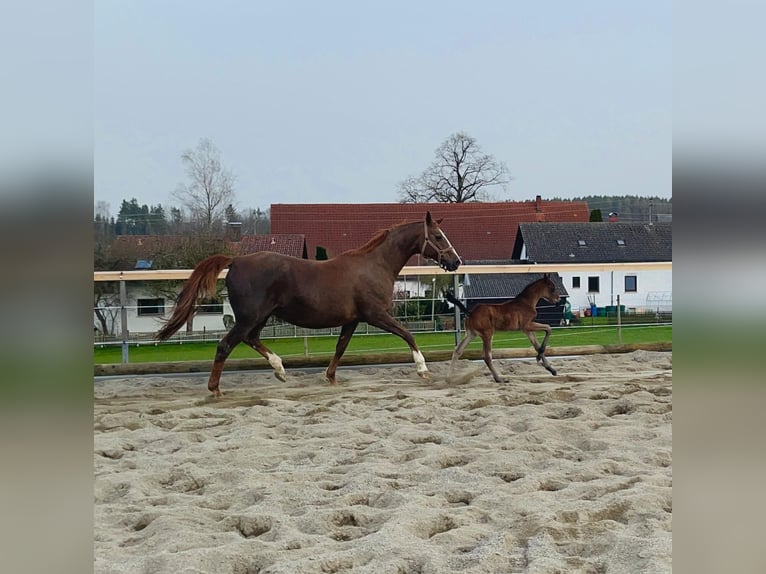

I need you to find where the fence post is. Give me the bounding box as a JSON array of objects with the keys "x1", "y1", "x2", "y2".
[
  {"x1": 304, "y1": 336, "x2": 309, "y2": 357},
  {"x1": 617, "y1": 294, "x2": 622, "y2": 345},
  {"x1": 453, "y1": 274, "x2": 462, "y2": 345},
  {"x1": 119, "y1": 274, "x2": 129, "y2": 364}
]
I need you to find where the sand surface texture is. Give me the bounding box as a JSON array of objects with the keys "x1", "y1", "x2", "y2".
[{"x1": 94, "y1": 351, "x2": 672, "y2": 574}]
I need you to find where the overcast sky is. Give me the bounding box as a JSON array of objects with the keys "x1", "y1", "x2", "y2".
[{"x1": 94, "y1": 1, "x2": 671, "y2": 215}]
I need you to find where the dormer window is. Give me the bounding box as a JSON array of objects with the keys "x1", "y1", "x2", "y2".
[
  {"x1": 616, "y1": 239, "x2": 626, "y2": 246},
  {"x1": 577, "y1": 240, "x2": 586, "y2": 247}
]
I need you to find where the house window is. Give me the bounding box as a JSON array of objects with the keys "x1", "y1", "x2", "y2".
[
  {"x1": 625, "y1": 275, "x2": 637, "y2": 292},
  {"x1": 137, "y1": 298, "x2": 165, "y2": 316},
  {"x1": 616, "y1": 239, "x2": 626, "y2": 246},
  {"x1": 577, "y1": 239, "x2": 587, "y2": 246},
  {"x1": 198, "y1": 297, "x2": 224, "y2": 314},
  {"x1": 588, "y1": 277, "x2": 600, "y2": 293},
  {"x1": 572, "y1": 276, "x2": 581, "y2": 289}
]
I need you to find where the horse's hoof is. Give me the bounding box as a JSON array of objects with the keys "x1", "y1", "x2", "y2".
[
  {"x1": 418, "y1": 370, "x2": 431, "y2": 380},
  {"x1": 210, "y1": 390, "x2": 222, "y2": 398},
  {"x1": 274, "y1": 371, "x2": 287, "y2": 382}
]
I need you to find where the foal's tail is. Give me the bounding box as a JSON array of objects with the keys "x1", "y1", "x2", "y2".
[
  {"x1": 155, "y1": 254, "x2": 234, "y2": 341},
  {"x1": 443, "y1": 290, "x2": 470, "y2": 316}
]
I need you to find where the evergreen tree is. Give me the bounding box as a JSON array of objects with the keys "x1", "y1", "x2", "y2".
[{"x1": 225, "y1": 203, "x2": 239, "y2": 222}]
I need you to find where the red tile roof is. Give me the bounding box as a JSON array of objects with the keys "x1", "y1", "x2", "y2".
[{"x1": 270, "y1": 200, "x2": 589, "y2": 262}]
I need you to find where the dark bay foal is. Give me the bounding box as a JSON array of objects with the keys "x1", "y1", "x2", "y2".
[{"x1": 445, "y1": 274, "x2": 560, "y2": 383}]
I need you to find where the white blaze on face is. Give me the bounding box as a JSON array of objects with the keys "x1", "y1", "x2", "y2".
[
  {"x1": 413, "y1": 350, "x2": 428, "y2": 374},
  {"x1": 438, "y1": 227, "x2": 461, "y2": 263}
]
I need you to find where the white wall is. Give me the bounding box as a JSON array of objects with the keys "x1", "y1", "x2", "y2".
[
  {"x1": 107, "y1": 285, "x2": 235, "y2": 336},
  {"x1": 394, "y1": 278, "x2": 430, "y2": 298},
  {"x1": 99, "y1": 268, "x2": 671, "y2": 335},
  {"x1": 558, "y1": 269, "x2": 672, "y2": 313}
]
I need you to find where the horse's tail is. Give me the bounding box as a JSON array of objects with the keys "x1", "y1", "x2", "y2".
[
  {"x1": 443, "y1": 290, "x2": 470, "y2": 316},
  {"x1": 155, "y1": 254, "x2": 234, "y2": 341}
]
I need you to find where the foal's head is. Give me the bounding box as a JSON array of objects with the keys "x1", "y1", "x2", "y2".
[
  {"x1": 539, "y1": 273, "x2": 561, "y2": 304},
  {"x1": 421, "y1": 211, "x2": 462, "y2": 272}
]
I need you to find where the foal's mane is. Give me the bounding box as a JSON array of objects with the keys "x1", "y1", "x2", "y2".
[
  {"x1": 342, "y1": 220, "x2": 417, "y2": 256},
  {"x1": 517, "y1": 275, "x2": 549, "y2": 299}
]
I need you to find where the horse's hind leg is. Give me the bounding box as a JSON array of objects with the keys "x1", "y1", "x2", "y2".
[
  {"x1": 325, "y1": 321, "x2": 359, "y2": 385},
  {"x1": 479, "y1": 332, "x2": 505, "y2": 383},
  {"x1": 244, "y1": 325, "x2": 287, "y2": 382},
  {"x1": 208, "y1": 324, "x2": 248, "y2": 396}
]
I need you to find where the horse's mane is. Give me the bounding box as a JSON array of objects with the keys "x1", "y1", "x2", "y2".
[
  {"x1": 342, "y1": 228, "x2": 390, "y2": 255},
  {"x1": 517, "y1": 275, "x2": 548, "y2": 298},
  {"x1": 341, "y1": 220, "x2": 417, "y2": 256}
]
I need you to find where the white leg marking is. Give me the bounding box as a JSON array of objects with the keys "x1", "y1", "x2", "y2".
[
  {"x1": 413, "y1": 350, "x2": 428, "y2": 374},
  {"x1": 267, "y1": 352, "x2": 286, "y2": 379}
]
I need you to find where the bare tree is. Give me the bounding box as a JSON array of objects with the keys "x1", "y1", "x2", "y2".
[
  {"x1": 398, "y1": 132, "x2": 510, "y2": 203},
  {"x1": 173, "y1": 138, "x2": 236, "y2": 230},
  {"x1": 94, "y1": 285, "x2": 119, "y2": 338}
]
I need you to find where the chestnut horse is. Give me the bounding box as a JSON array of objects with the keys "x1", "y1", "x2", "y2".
[
  {"x1": 156, "y1": 212, "x2": 461, "y2": 396},
  {"x1": 445, "y1": 273, "x2": 560, "y2": 383}
]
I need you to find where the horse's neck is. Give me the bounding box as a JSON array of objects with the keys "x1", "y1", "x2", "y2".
[
  {"x1": 517, "y1": 285, "x2": 543, "y2": 307},
  {"x1": 373, "y1": 223, "x2": 422, "y2": 274}
]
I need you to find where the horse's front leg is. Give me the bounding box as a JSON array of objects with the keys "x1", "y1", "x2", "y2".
[
  {"x1": 325, "y1": 321, "x2": 359, "y2": 384},
  {"x1": 366, "y1": 314, "x2": 429, "y2": 380},
  {"x1": 450, "y1": 330, "x2": 476, "y2": 374},
  {"x1": 526, "y1": 323, "x2": 556, "y2": 375}
]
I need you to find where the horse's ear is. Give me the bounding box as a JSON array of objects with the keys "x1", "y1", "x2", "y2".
[{"x1": 426, "y1": 211, "x2": 433, "y2": 225}]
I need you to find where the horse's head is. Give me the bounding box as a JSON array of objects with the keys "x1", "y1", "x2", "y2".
[
  {"x1": 540, "y1": 273, "x2": 561, "y2": 304},
  {"x1": 421, "y1": 211, "x2": 462, "y2": 272}
]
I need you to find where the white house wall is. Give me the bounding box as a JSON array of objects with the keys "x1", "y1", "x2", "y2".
[
  {"x1": 558, "y1": 269, "x2": 672, "y2": 313},
  {"x1": 111, "y1": 285, "x2": 235, "y2": 335},
  {"x1": 107, "y1": 281, "x2": 430, "y2": 335}
]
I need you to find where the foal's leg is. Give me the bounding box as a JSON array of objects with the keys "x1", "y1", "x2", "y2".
[
  {"x1": 325, "y1": 321, "x2": 359, "y2": 384},
  {"x1": 208, "y1": 324, "x2": 248, "y2": 397},
  {"x1": 244, "y1": 325, "x2": 287, "y2": 382},
  {"x1": 525, "y1": 322, "x2": 557, "y2": 375},
  {"x1": 366, "y1": 314, "x2": 429, "y2": 379},
  {"x1": 479, "y1": 331, "x2": 505, "y2": 383},
  {"x1": 450, "y1": 329, "x2": 477, "y2": 374}
]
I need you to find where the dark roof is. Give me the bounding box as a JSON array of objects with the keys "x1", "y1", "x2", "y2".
[
  {"x1": 512, "y1": 222, "x2": 672, "y2": 263},
  {"x1": 271, "y1": 199, "x2": 590, "y2": 262},
  {"x1": 463, "y1": 272, "x2": 568, "y2": 300}
]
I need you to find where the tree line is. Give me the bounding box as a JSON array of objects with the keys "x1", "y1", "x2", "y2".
[{"x1": 566, "y1": 195, "x2": 672, "y2": 224}]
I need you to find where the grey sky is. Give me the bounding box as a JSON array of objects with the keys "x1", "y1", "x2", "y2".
[{"x1": 94, "y1": 1, "x2": 671, "y2": 215}]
